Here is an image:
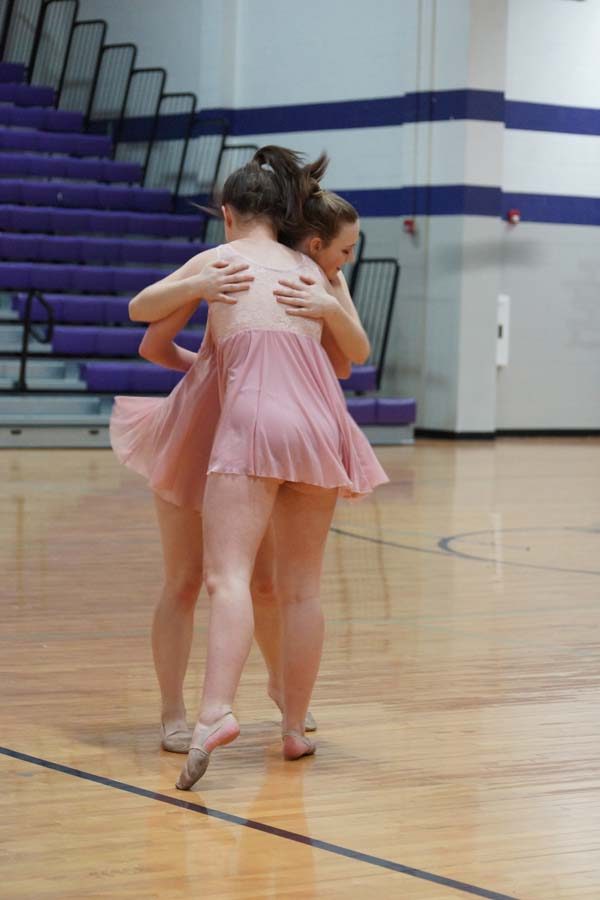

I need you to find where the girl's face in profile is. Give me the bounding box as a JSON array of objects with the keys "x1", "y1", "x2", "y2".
[{"x1": 308, "y1": 220, "x2": 360, "y2": 280}]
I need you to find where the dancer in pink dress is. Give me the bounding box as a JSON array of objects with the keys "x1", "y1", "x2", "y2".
[
  {"x1": 111, "y1": 150, "x2": 369, "y2": 755},
  {"x1": 132, "y1": 148, "x2": 386, "y2": 788}
]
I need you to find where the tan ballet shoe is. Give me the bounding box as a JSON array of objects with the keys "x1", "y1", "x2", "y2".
[
  {"x1": 304, "y1": 711, "x2": 317, "y2": 732},
  {"x1": 160, "y1": 722, "x2": 192, "y2": 754},
  {"x1": 282, "y1": 730, "x2": 316, "y2": 761},
  {"x1": 176, "y1": 711, "x2": 239, "y2": 790}
]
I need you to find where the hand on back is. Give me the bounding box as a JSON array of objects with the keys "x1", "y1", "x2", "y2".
[
  {"x1": 274, "y1": 275, "x2": 339, "y2": 321},
  {"x1": 188, "y1": 260, "x2": 254, "y2": 305}
]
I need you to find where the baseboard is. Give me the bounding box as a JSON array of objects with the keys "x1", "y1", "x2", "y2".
[{"x1": 415, "y1": 427, "x2": 600, "y2": 439}]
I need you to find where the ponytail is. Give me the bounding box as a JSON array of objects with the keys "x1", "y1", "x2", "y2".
[{"x1": 220, "y1": 144, "x2": 330, "y2": 235}]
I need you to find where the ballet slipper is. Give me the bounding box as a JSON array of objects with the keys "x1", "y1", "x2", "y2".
[
  {"x1": 160, "y1": 722, "x2": 192, "y2": 753},
  {"x1": 304, "y1": 711, "x2": 317, "y2": 732},
  {"x1": 176, "y1": 711, "x2": 239, "y2": 790},
  {"x1": 282, "y1": 730, "x2": 316, "y2": 761}
]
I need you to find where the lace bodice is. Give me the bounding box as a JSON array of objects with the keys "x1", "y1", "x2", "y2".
[{"x1": 207, "y1": 243, "x2": 325, "y2": 345}]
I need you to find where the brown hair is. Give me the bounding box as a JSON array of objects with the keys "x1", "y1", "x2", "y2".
[
  {"x1": 220, "y1": 145, "x2": 328, "y2": 236},
  {"x1": 281, "y1": 189, "x2": 358, "y2": 248}
]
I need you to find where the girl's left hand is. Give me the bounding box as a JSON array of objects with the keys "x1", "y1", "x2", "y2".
[{"x1": 274, "y1": 276, "x2": 338, "y2": 321}]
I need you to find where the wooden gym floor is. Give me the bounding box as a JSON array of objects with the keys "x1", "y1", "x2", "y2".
[{"x1": 1, "y1": 438, "x2": 599, "y2": 899}]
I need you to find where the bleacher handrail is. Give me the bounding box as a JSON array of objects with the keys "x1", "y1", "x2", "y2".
[{"x1": 17, "y1": 289, "x2": 54, "y2": 390}]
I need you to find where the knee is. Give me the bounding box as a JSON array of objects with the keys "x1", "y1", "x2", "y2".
[
  {"x1": 162, "y1": 569, "x2": 202, "y2": 610},
  {"x1": 279, "y1": 584, "x2": 320, "y2": 607},
  {"x1": 204, "y1": 570, "x2": 249, "y2": 602},
  {"x1": 250, "y1": 573, "x2": 278, "y2": 609}
]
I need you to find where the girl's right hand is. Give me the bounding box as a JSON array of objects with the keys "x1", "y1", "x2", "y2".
[{"x1": 187, "y1": 260, "x2": 254, "y2": 304}]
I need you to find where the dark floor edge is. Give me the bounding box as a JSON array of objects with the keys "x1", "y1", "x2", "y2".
[
  {"x1": 416, "y1": 428, "x2": 600, "y2": 439},
  {"x1": 0, "y1": 746, "x2": 520, "y2": 900}
]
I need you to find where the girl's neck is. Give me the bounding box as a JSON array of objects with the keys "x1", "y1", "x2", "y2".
[{"x1": 230, "y1": 220, "x2": 278, "y2": 243}]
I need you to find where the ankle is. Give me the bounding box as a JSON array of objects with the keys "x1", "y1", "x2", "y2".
[
  {"x1": 268, "y1": 681, "x2": 283, "y2": 708},
  {"x1": 282, "y1": 718, "x2": 305, "y2": 736},
  {"x1": 197, "y1": 706, "x2": 234, "y2": 727},
  {"x1": 161, "y1": 707, "x2": 187, "y2": 727}
]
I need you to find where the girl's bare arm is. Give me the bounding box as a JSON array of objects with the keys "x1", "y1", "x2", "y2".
[
  {"x1": 138, "y1": 302, "x2": 201, "y2": 371},
  {"x1": 129, "y1": 248, "x2": 254, "y2": 323}
]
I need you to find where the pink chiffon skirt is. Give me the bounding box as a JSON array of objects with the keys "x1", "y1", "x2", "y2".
[
  {"x1": 110, "y1": 344, "x2": 221, "y2": 511},
  {"x1": 110, "y1": 329, "x2": 388, "y2": 509},
  {"x1": 208, "y1": 329, "x2": 388, "y2": 499}
]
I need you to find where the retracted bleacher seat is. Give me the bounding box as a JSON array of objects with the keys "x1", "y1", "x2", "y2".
[{"x1": 0, "y1": 58, "x2": 415, "y2": 442}]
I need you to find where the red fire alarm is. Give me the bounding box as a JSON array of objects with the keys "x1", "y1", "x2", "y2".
[
  {"x1": 403, "y1": 217, "x2": 417, "y2": 235},
  {"x1": 507, "y1": 208, "x2": 521, "y2": 225}
]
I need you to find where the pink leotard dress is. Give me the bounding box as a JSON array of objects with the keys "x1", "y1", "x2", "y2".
[{"x1": 110, "y1": 243, "x2": 388, "y2": 505}]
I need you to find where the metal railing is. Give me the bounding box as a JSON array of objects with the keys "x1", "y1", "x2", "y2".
[
  {"x1": 16, "y1": 290, "x2": 54, "y2": 390},
  {"x1": 1, "y1": 0, "x2": 400, "y2": 392},
  {"x1": 57, "y1": 18, "x2": 106, "y2": 113},
  {"x1": 350, "y1": 258, "x2": 400, "y2": 388}
]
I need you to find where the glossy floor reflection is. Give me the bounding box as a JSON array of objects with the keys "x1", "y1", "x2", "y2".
[{"x1": 1, "y1": 439, "x2": 599, "y2": 898}]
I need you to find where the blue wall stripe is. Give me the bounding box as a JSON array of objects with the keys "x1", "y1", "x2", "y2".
[
  {"x1": 93, "y1": 90, "x2": 600, "y2": 140},
  {"x1": 505, "y1": 100, "x2": 600, "y2": 136},
  {"x1": 339, "y1": 188, "x2": 598, "y2": 225},
  {"x1": 181, "y1": 184, "x2": 598, "y2": 225},
  {"x1": 502, "y1": 192, "x2": 600, "y2": 226},
  {"x1": 335, "y1": 186, "x2": 501, "y2": 218}
]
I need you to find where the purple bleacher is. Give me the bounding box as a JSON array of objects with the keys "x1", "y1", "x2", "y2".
[
  {"x1": 101, "y1": 296, "x2": 139, "y2": 324},
  {"x1": 13, "y1": 293, "x2": 105, "y2": 324},
  {"x1": 346, "y1": 397, "x2": 377, "y2": 425},
  {"x1": 82, "y1": 361, "x2": 184, "y2": 392},
  {"x1": 0, "y1": 262, "x2": 165, "y2": 292},
  {"x1": 340, "y1": 366, "x2": 378, "y2": 392},
  {"x1": 376, "y1": 398, "x2": 417, "y2": 425},
  {"x1": 12, "y1": 292, "x2": 209, "y2": 326},
  {"x1": 0, "y1": 62, "x2": 26, "y2": 83},
  {"x1": 0, "y1": 180, "x2": 172, "y2": 211},
  {"x1": 2, "y1": 204, "x2": 203, "y2": 238},
  {"x1": 0, "y1": 233, "x2": 205, "y2": 265},
  {"x1": 0, "y1": 82, "x2": 55, "y2": 106},
  {"x1": 0, "y1": 153, "x2": 141, "y2": 183},
  {"x1": 52, "y1": 326, "x2": 202, "y2": 358},
  {"x1": 0, "y1": 127, "x2": 112, "y2": 157},
  {"x1": 0, "y1": 105, "x2": 82, "y2": 131}
]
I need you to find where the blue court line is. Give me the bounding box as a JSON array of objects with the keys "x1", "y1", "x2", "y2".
[
  {"x1": 0, "y1": 746, "x2": 519, "y2": 900},
  {"x1": 331, "y1": 526, "x2": 600, "y2": 577}
]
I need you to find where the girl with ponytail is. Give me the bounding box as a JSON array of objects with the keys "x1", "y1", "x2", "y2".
[{"x1": 111, "y1": 146, "x2": 386, "y2": 786}]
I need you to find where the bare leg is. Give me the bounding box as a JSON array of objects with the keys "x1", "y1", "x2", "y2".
[
  {"x1": 251, "y1": 522, "x2": 283, "y2": 707},
  {"x1": 273, "y1": 484, "x2": 337, "y2": 759},
  {"x1": 199, "y1": 474, "x2": 279, "y2": 720},
  {"x1": 252, "y1": 526, "x2": 317, "y2": 730},
  {"x1": 177, "y1": 474, "x2": 280, "y2": 788},
  {"x1": 153, "y1": 494, "x2": 202, "y2": 738}
]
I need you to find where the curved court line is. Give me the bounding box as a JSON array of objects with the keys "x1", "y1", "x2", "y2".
[
  {"x1": 438, "y1": 527, "x2": 600, "y2": 577},
  {"x1": 1, "y1": 746, "x2": 520, "y2": 900},
  {"x1": 331, "y1": 526, "x2": 600, "y2": 577},
  {"x1": 330, "y1": 527, "x2": 448, "y2": 557}
]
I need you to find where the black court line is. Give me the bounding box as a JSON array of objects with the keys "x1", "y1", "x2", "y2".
[
  {"x1": 439, "y1": 527, "x2": 600, "y2": 577},
  {"x1": 1, "y1": 746, "x2": 520, "y2": 900},
  {"x1": 330, "y1": 526, "x2": 447, "y2": 557},
  {"x1": 331, "y1": 526, "x2": 599, "y2": 577}
]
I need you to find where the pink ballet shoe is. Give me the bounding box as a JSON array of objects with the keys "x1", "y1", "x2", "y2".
[
  {"x1": 282, "y1": 730, "x2": 316, "y2": 761},
  {"x1": 160, "y1": 722, "x2": 192, "y2": 753},
  {"x1": 176, "y1": 712, "x2": 240, "y2": 790}
]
